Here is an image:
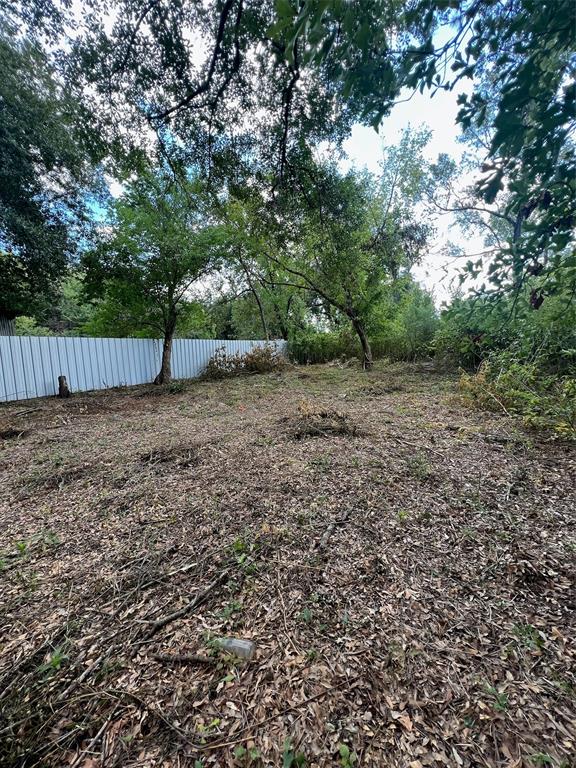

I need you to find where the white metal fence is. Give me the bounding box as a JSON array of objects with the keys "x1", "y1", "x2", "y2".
[{"x1": 0, "y1": 336, "x2": 286, "y2": 402}]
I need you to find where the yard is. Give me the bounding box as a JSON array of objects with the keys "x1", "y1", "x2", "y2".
[{"x1": 0, "y1": 362, "x2": 574, "y2": 768}]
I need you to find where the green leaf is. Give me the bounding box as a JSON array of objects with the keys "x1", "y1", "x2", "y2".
[{"x1": 275, "y1": 0, "x2": 294, "y2": 20}]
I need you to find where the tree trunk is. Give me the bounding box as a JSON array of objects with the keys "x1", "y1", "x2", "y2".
[
  {"x1": 253, "y1": 287, "x2": 269, "y2": 341},
  {"x1": 239, "y1": 252, "x2": 269, "y2": 340},
  {"x1": 154, "y1": 317, "x2": 176, "y2": 384},
  {"x1": 351, "y1": 317, "x2": 373, "y2": 370},
  {"x1": 58, "y1": 375, "x2": 71, "y2": 398}
]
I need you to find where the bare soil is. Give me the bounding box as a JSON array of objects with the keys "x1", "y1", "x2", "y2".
[{"x1": 0, "y1": 362, "x2": 574, "y2": 768}]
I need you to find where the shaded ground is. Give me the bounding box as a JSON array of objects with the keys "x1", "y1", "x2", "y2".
[{"x1": 0, "y1": 362, "x2": 574, "y2": 768}]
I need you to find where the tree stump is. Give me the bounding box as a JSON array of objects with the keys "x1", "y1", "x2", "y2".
[{"x1": 58, "y1": 375, "x2": 71, "y2": 398}]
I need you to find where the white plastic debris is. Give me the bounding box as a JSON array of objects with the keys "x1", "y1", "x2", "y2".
[{"x1": 219, "y1": 638, "x2": 255, "y2": 660}]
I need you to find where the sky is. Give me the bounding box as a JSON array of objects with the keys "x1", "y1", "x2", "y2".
[{"x1": 341, "y1": 85, "x2": 479, "y2": 306}]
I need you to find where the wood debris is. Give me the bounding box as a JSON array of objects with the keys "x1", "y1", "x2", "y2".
[{"x1": 0, "y1": 362, "x2": 574, "y2": 767}]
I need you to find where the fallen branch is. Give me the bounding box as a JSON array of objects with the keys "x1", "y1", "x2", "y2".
[
  {"x1": 198, "y1": 675, "x2": 359, "y2": 752},
  {"x1": 141, "y1": 567, "x2": 232, "y2": 642},
  {"x1": 10, "y1": 407, "x2": 41, "y2": 417},
  {"x1": 385, "y1": 432, "x2": 444, "y2": 457},
  {"x1": 55, "y1": 568, "x2": 232, "y2": 704},
  {"x1": 316, "y1": 509, "x2": 351, "y2": 551},
  {"x1": 69, "y1": 704, "x2": 119, "y2": 768}
]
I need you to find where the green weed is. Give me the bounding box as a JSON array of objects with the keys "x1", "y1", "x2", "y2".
[
  {"x1": 282, "y1": 739, "x2": 307, "y2": 767},
  {"x1": 338, "y1": 743, "x2": 358, "y2": 767},
  {"x1": 406, "y1": 453, "x2": 431, "y2": 480},
  {"x1": 484, "y1": 683, "x2": 508, "y2": 712}
]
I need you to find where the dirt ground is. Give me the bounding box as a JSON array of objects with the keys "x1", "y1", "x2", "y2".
[{"x1": 0, "y1": 361, "x2": 574, "y2": 768}]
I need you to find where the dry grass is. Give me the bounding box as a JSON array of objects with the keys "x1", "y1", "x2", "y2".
[{"x1": 0, "y1": 361, "x2": 574, "y2": 768}]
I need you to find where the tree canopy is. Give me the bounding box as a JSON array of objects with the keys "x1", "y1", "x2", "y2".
[
  {"x1": 0, "y1": 19, "x2": 100, "y2": 317},
  {"x1": 84, "y1": 169, "x2": 223, "y2": 382}
]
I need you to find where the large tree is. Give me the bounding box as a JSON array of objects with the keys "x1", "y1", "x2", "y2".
[
  {"x1": 0, "y1": 17, "x2": 99, "y2": 319},
  {"x1": 255, "y1": 151, "x2": 431, "y2": 369},
  {"x1": 7, "y1": 0, "x2": 573, "y2": 306},
  {"x1": 84, "y1": 169, "x2": 222, "y2": 383}
]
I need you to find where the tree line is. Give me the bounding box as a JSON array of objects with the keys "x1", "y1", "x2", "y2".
[{"x1": 1, "y1": 1, "x2": 573, "y2": 389}]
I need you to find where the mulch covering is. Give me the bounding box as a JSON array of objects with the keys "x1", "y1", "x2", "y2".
[{"x1": 0, "y1": 362, "x2": 574, "y2": 768}]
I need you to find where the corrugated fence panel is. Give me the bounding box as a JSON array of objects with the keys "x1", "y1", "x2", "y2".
[{"x1": 0, "y1": 336, "x2": 287, "y2": 402}]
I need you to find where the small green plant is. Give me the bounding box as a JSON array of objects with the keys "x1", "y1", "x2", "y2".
[
  {"x1": 16, "y1": 569, "x2": 39, "y2": 592},
  {"x1": 298, "y1": 607, "x2": 313, "y2": 624},
  {"x1": 41, "y1": 530, "x2": 60, "y2": 548},
  {"x1": 396, "y1": 509, "x2": 409, "y2": 523},
  {"x1": 197, "y1": 718, "x2": 221, "y2": 736},
  {"x1": 38, "y1": 646, "x2": 68, "y2": 676},
  {"x1": 462, "y1": 526, "x2": 477, "y2": 542},
  {"x1": 231, "y1": 537, "x2": 247, "y2": 554},
  {"x1": 309, "y1": 454, "x2": 332, "y2": 471},
  {"x1": 15, "y1": 541, "x2": 27, "y2": 556},
  {"x1": 513, "y1": 623, "x2": 544, "y2": 652},
  {"x1": 220, "y1": 600, "x2": 243, "y2": 620},
  {"x1": 50, "y1": 451, "x2": 64, "y2": 467},
  {"x1": 282, "y1": 739, "x2": 307, "y2": 767},
  {"x1": 529, "y1": 754, "x2": 554, "y2": 766},
  {"x1": 484, "y1": 683, "x2": 508, "y2": 712},
  {"x1": 406, "y1": 453, "x2": 431, "y2": 480},
  {"x1": 167, "y1": 380, "x2": 187, "y2": 394},
  {"x1": 233, "y1": 745, "x2": 261, "y2": 765},
  {"x1": 338, "y1": 743, "x2": 357, "y2": 767},
  {"x1": 203, "y1": 633, "x2": 225, "y2": 656},
  {"x1": 229, "y1": 536, "x2": 256, "y2": 565}
]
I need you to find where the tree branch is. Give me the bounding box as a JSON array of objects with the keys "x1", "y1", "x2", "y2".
[{"x1": 149, "y1": 0, "x2": 238, "y2": 121}]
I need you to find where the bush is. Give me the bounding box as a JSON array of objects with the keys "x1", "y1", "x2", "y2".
[
  {"x1": 288, "y1": 324, "x2": 435, "y2": 366},
  {"x1": 434, "y1": 293, "x2": 576, "y2": 373},
  {"x1": 460, "y1": 354, "x2": 576, "y2": 439},
  {"x1": 203, "y1": 344, "x2": 287, "y2": 379},
  {"x1": 288, "y1": 329, "x2": 359, "y2": 364}
]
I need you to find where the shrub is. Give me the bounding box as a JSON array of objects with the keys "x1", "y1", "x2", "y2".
[
  {"x1": 203, "y1": 344, "x2": 286, "y2": 379},
  {"x1": 288, "y1": 329, "x2": 359, "y2": 365},
  {"x1": 243, "y1": 345, "x2": 287, "y2": 373},
  {"x1": 460, "y1": 355, "x2": 576, "y2": 440}
]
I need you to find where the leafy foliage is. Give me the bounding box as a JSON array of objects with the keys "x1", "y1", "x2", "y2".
[
  {"x1": 285, "y1": 0, "x2": 575, "y2": 293},
  {"x1": 0, "y1": 23, "x2": 99, "y2": 316},
  {"x1": 84, "y1": 168, "x2": 223, "y2": 381},
  {"x1": 437, "y1": 290, "x2": 576, "y2": 437}
]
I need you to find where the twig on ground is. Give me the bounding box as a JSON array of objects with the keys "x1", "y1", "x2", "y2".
[
  {"x1": 316, "y1": 509, "x2": 352, "y2": 551},
  {"x1": 140, "y1": 567, "x2": 232, "y2": 642},
  {"x1": 197, "y1": 675, "x2": 360, "y2": 752},
  {"x1": 69, "y1": 704, "x2": 119, "y2": 768}
]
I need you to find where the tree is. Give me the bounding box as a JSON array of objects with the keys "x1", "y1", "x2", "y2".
[
  {"x1": 12, "y1": 1, "x2": 573, "y2": 297},
  {"x1": 13, "y1": 273, "x2": 98, "y2": 335},
  {"x1": 10, "y1": 0, "x2": 403, "y2": 189},
  {"x1": 0, "y1": 17, "x2": 100, "y2": 319},
  {"x1": 284, "y1": 0, "x2": 575, "y2": 294},
  {"x1": 258, "y1": 155, "x2": 431, "y2": 369},
  {"x1": 84, "y1": 169, "x2": 222, "y2": 383},
  {"x1": 214, "y1": 195, "x2": 306, "y2": 341}
]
